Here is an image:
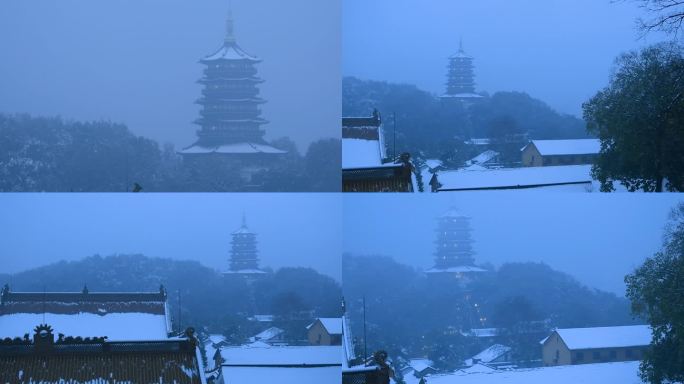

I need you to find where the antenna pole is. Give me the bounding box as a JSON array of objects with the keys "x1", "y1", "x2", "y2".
[
  {"x1": 393, "y1": 112, "x2": 397, "y2": 160},
  {"x1": 363, "y1": 296, "x2": 367, "y2": 365},
  {"x1": 178, "y1": 289, "x2": 182, "y2": 335},
  {"x1": 42, "y1": 286, "x2": 46, "y2": 324}
]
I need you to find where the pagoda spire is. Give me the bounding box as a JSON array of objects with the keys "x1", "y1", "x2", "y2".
[
  {"x1": 241, "y1": 211, "x2": 247, "y2": 228},
  {"x1": 459, "y1": 37, "x2": 464, "y2": 54},
  {"x1": 225, "y1": 4, "x2": 235, "y2": 44}
]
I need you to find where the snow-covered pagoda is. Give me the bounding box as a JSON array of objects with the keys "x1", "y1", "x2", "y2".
[
  {"x1": 224, "y1": 214, "x2": 266, "y2": 278},
  {"x1": 180, "y1": 11, "x2": 284, "y2": 163},
  {"x1": 441, "y1": 40, "x2": 483, "y2": 101},
  {"x1": 426, "y1": 208, "x2": 485, "y2": 278}
]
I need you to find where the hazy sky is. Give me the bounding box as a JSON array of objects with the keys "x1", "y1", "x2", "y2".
[
  {"x1": 0, "y1": 0, "x2": 340, "y2": 152},
  {"x1": 0, "y1": 194, "x2": 342, "y2": 281},
  {"x1": 343, "y1": 0, "x2": 670, "y2": 117},
  {"x1": 343, "y1": 194, "x2": 683, "y2": 296}
]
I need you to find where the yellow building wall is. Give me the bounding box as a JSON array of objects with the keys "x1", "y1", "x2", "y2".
[
  {"x1": 543, "y1": 331, "x2": 647, "y2": 366},
  {"x1": 307, "y1": 321, "x2": 333, "y2": 345},
  {"x1": 542, "y1": 332, "x2": 573, "y2": 366},
  {"x1": 521, "y1": 145, "x2": 543, "y2": 167}
]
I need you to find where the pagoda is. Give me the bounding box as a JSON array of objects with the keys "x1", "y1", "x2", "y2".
[
  {"x1": 225, "y1": 214, "x2": 266, "y2": 275},
  {"x1": 441, "y1": 39, "x2": 483, "y2": 101},
  {"x1": 180, "y1": 11, "x2": 284, "y2": 158},
  {"x1": 427, "y1": 208, "x2": 485, "y2": 277}
]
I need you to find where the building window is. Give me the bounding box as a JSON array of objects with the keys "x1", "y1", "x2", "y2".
[
  {"x1": 626, "y1": 349, "x2": 634, "y2": 358},
  {"x1": 609, "y1": 350, "x2": 617, "y2": 360},
  {"x1": 576, "y1": 351, "x2": 584, "y2": 361},
  {"x1": 592, "y1": 351, "x2": 600, "y2": 360}
]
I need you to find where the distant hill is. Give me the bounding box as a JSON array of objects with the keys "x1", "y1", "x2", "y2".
[
  {"x1": 0, "y1": 114, "x2": 340, "y2": 192},
  {"x1": 1, "y1": 254, "x2": 342, "y2": 342},
  {"x1": 342, "y1": 76, "x2": 589, "y2": 163},
  {"x1": 342, "y1": 254, "x2": 637, "y2": 366}
]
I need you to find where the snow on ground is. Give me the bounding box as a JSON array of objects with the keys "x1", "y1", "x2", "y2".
[
  {"x1": 427, "y1": 361, "x2": 643, "y2": 384},
  {"x1": 342, "y1": 138, "x2": 384, "y2": 169},
  {"x1": 529, "y1": 139, "x2": 600, "y2": 156},
  {"x1": 221, "y1": 366, "x2": 340, "y2": 384},
  {"x1": 219, "y1": 344, "x2": 341, "y2": 365},
  {"x1": 0, "y1": 312, "x2": 168, "y2": 340},
  {"x1": 434, "y1": 165, "x2": 593, "y2": 191},
  {"x1": 542, "y1": 325, "x2": 651, "y2": 349}
]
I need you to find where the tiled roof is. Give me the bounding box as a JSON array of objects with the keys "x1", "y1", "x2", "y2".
[
  {"x1": 0, "y1": 285, "x2": 167, "y2": 315},
  {"x1": 0, "y1": 326, "x2": 204, "y2": 384}
]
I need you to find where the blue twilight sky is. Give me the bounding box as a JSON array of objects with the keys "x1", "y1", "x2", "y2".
[
  {"x1": 343, "y1": 0, "x2": 671, "y2": 117},
  {"x1": 343, "y1": 193, "x2": 683, "y2": 296},
  {"x1": 0, "y1": 194, "x2": 342, "y2": 281},
  {"x1": 0, "y1": 0, "x2": 340, "y2": 152}
]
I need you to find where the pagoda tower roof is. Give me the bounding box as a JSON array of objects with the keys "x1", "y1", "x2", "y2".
[
  {"x1": 439, "y1": 207, "x2": 470, "y2": 219},
  {"x1": 232, "y1": 213, "x2": 255, "y2": 235},
  {"x1": 449, "y1": 39, "x2": 473, "y2": 59},
  {"x1": 201, "y1": 11, "x2": 260, "y2": 63}
]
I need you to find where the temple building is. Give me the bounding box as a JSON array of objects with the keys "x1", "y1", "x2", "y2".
[
  {"x1": 426, "y1": 208, "x2": 485, "y2": 278},
  {"x1": 224, "y1": 214, "x2": 266, "y2": 277},
  {"x1": 179, "y1": 11, "x2": 284, "y2": 172},
  {"x1": 0, "y1": 284, "x2": 172, "y2": 340},
  {"x1": 342, "y1": 109, "x2": 415, "y2": 192},
  {"x1": 441, "y1": 40, "x2": 483, "y2": 101}
]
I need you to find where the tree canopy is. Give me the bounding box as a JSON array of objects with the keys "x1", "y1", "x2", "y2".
[
  {"x1": 583, "y1": 42, "x2": 684, "y2": 191},
  {"x1": 626, "y1": 202, "x2": 684, "y2": 384}
]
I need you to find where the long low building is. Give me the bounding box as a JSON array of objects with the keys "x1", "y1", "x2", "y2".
[
  {"x1": 429, "y1": 165, "x2": 594, "y2": 192},
  {"x1": 0, "y1": 285, "x2": 172, "y2": 340},
  {"x1": 217, "y1": 344, "x2": 341, "y2": 384},
  {"x1": 521, "y1": 139, "x2": 600, "y2": 167},
  {"x1": 425, "y1": 361, "x2": 643, "y2": 384},
  {"x1": 540, "y1": 325, "x2": 651, "y2": 366}
]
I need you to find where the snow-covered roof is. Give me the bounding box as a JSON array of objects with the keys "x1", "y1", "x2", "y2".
[
  {"x1": 221, "y1": 366, "x2": 340, "y2": 384},
  {"x1": 219, "y1": 344, "x2": 341, "y2": 366},
  {"x1": 441, "y1": 93, "x2": 484, "y2": 99},
  {"x1": 207, "y1": 334, "x2": 227, "y2": 345},
  {"x1": 542, "y1": 325, "x2": 651, "y2": 350},
  {"x1": 426, "y1": 266, "x2": 486, "y2": 273},
  {"x1": 249, "y1": 314, "x2": 274, "y2": 322},
  {"x1": 459, "y1": 363, "x2": 496, "y2": 374},
  {"x1": 0, "y1": 312, "x2": 169, "y2": 341},
  {"x1": 232, "y1": 225, "x2": 254, "y2": 235},
  {"x1": 202, "y1": 42, "x2": 260, "y2": 62},
  {"x1": 424, "y1": 159, "x2": 443, "y2": 170},
  {"x1": 308, "y1": 318, "x2": 343, "y2": 335},
  {"x1": 249, "y1": 326, "x2": 283, "y2": 342},
  {"x1": 464, "y1": 328, "x2": 499, "y2": 338},
  {"x1": 433, "y1": 165, "x2": 593, "y2": 191},
  {"x1": 223, "y1": 269, "x2": 267, "y2": 274},
  {"x1": 426, "y1": 361, "x2": 642, "y2": 384},
  {"x1": 471, "y1": 344, "x2": 511, "y2": 363},
  {"x1": 466, "y1": 138, "x2": 491, "y2": 146},
  {"x1": 468, "y1": 150, "x2": 499, "y2": 165},
  {"x1": 342, "y1": 316, "x2": 356, "y2": 366},
  {"x1": 408, "y1": 358, "x2": 435, "y2": 373},
  {"x1": 524, "y1": 139, "x2": 600, "y2": 156},
  {"x1": 179, "y1": 142, "x2": 286, "y2": 155},
  {"x1": 342, "y1": 138, "x2": 385, "y2": 169}
]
